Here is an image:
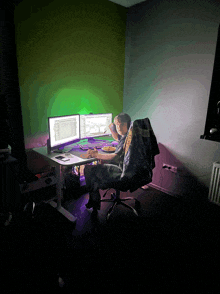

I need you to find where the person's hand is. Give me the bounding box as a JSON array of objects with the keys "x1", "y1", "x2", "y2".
[
  {"x1": 109, "y1": 123, "x2": 115, "y2": 131},
  {"x1": 87, "y1": 148, "x2": 98, "y2": 158}
]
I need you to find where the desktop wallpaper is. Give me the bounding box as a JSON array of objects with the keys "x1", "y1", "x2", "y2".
[{"x1": 14, "y1": 0, "x2": 126, "y2": 147}]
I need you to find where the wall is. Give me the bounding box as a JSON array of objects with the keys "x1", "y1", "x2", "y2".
[
  {"x1": 124, "y1": 0, "x2": 220, "y2": 200},
  {"x1": 14, "y1": 0, "x2": 127, "y2": 149}
]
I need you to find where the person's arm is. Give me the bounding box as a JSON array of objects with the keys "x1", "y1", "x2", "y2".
[
  {"x1": 87, "y1": 148, "x2": 118, "y2": 161},
  {"x1": 109, "y1": 123, "x2": 119, "y2": 141},
  {"x1": 111, "y1": 132, "x2": 119, "y2": 141}
]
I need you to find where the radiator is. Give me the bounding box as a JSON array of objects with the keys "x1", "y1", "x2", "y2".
[{"x1": 208, "y1": 162, "x2": 220, "y2": 204}]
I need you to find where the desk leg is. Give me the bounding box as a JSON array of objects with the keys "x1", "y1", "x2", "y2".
[{"x1": 48, "y1": 165, "x2": 77, "y2": 223}]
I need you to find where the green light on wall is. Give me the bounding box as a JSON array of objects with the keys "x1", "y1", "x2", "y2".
[
  {"x1": 48, "y1": 88, "x2": 108, "y2": 117},
  {"x1": 16, "y1": 0, "x2": 126, "y2": 139}
]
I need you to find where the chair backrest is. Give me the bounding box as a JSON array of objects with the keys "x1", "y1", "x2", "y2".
[{"x1": 120, "y1": 117, "x2": 159, "y2": 192}]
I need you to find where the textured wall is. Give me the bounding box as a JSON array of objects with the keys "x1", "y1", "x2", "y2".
[
  {"x1": 124, "y1": 0, "x2": 220, "y2": 200},
  {"x1": 14, "y1": 0, "x2": 126, "y2": 148}
]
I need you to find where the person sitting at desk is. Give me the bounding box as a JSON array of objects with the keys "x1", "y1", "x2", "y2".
[{"x1": 84, "y1": 112, "x2": 131, "y2": 210}]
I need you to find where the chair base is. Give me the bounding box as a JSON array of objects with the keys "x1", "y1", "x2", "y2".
[{"x1": 100, "y1": 192, "x2": 139, "y2": 220}]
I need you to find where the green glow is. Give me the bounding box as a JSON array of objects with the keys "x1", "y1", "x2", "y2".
[{"x1": 15, "y1": 0, "x2": 126, "y2": 138}]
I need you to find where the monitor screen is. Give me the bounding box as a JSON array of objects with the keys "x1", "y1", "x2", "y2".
[
  {"x1": 80, "y1": 113, "x2": 113, "y2": 140},
  {"x1": 48, "y1": 114, "x2": 80, "y2": 149}
]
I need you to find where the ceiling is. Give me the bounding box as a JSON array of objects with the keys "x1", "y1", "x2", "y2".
[
  {"x1": 12, "y1": 0, "x2": 146, "y2": 8},
  {"x1": 108, "y1": 0, "x2": 146, "y2": 7}
]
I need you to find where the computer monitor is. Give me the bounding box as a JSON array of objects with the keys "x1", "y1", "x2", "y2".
[
  {"x1": 48, "y1": 114, "x2": 80, "y2": 152},
  {"x1": 80, "y1": 113, "x2": 113, "y2": 141}
]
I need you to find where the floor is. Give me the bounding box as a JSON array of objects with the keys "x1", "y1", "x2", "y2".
[{"x1": 1, "y1": 186, "x2": 220, "y2": 293}]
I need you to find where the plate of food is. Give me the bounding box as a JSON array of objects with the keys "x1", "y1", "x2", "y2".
[{"x1": 101, "y1": 146, "x2": 116, "y2": 153}]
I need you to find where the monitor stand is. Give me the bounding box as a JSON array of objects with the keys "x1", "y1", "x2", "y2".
[
  {"x1": 87, "y1": 138, "x2": 98, "y2": 143},
  {"x1": 47, "y1": 139, "x2": 64, "y2": 154},
  {"x1": 87, "y1": 137, "x2": 108, "y2": 143}
]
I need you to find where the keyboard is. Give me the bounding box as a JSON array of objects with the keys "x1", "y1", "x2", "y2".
[{"x1": 79, "y1": 142, "x2": 105, "y2": 150}]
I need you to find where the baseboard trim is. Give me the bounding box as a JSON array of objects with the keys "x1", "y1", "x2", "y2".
[{"x1": 147, "y1": 183, "x2": 179, "y2": 198}]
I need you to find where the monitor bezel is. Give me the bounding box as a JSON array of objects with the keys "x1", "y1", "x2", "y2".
[
  {"x1": 80, "y1": 113, "x2": 113, "y2": 140},
  {"x1": 48, "y1": 114, "x2": 80, "y2": 151}
]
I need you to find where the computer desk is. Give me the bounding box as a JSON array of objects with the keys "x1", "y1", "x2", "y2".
[{"x1": 33, "y1": 144, "x2": 112, "y2": 224}]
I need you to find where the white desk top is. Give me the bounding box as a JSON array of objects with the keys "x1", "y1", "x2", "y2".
[{"x1": 33, "y1": 146, "x2": 95, "y2": 166}]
